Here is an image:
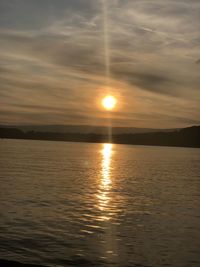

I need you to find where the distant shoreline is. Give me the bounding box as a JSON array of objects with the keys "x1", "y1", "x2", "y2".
[
  {"x1": 1, "y1": 136, "x2": 200, "y2": 149},
  {"x1": 0, "y1": 125, "x2": 199, "y2": 148}
]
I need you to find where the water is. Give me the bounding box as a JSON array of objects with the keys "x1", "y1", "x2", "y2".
[{"x1": 0, "y1": 139, "x2": 200, "y2": 267}]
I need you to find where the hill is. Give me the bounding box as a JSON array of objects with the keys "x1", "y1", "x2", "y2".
[
  {"x1": 0, "y1": 124, "x2": 176, "y2": 135},
  {"x1": 0, "y1": 125, "x2": 199, "y2": 148}
]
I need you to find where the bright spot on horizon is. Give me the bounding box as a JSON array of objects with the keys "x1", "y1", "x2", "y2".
[{"x1": 102, "y1": 95, "x2": 117, "y2": 111}]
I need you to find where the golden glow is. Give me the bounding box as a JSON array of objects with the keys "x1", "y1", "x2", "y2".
[
  {"x1": 102, "y1": 95, "x2": 117, "y2": 110},
  {"x1": 101, "y1": 143, "x2": 112, "y2": 187},
  {"x1": 97, "y1": 143, "x2": 113, "y2": 219}
]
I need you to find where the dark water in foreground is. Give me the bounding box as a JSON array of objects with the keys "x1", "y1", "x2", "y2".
[{"x1": 0, "y1": 139, "x2": 200, "y2": 267}]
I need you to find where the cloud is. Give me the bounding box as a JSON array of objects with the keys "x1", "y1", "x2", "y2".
[
  {"x1": 112, "y1": 69, "x2": 175, "y2": 96},
  {"x1": 0, "y1": 0, "x2": 199, "y2": 127}
]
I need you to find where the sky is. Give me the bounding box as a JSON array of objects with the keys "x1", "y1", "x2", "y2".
[{"x1": 0, "y1": 0, "x2": 199, "y2": 128}]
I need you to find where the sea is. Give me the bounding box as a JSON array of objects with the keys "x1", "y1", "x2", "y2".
[{"x1": 0, "y1": 139, "x2": 200, "y2": 267}]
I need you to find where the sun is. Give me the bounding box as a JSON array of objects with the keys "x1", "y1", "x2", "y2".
[{"x1": 102, "y1": 95, "x2": 117, "y2": 111}]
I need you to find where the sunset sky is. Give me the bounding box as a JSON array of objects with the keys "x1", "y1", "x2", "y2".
[{"x1": 0, "y1": 0, "x2": 199, "y2": 128}]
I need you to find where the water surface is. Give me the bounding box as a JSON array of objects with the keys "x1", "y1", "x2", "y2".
[{"x1": 0, "y1": 139, "x2": 200, "y2": 266}]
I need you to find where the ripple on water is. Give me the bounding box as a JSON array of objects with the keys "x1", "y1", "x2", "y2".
[{"x1": 0, "y1": 140, "x2": 200, "y2": 267}]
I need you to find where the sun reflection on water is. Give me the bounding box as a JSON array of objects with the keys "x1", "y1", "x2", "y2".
[
  {"x1": 97, "y1": 143, "x2": 113, "y2": 220},
  {"x1": 101, "y1": 143, "x2": 112, "y2": 187}
]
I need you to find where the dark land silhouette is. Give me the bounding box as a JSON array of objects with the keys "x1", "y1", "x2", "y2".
[
  {"x1": 2, "y1": 124, "x2": 176, "y2": 134},
  {"x1": 0, "y1": 125, "x2": 199, "y2": 148}
]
